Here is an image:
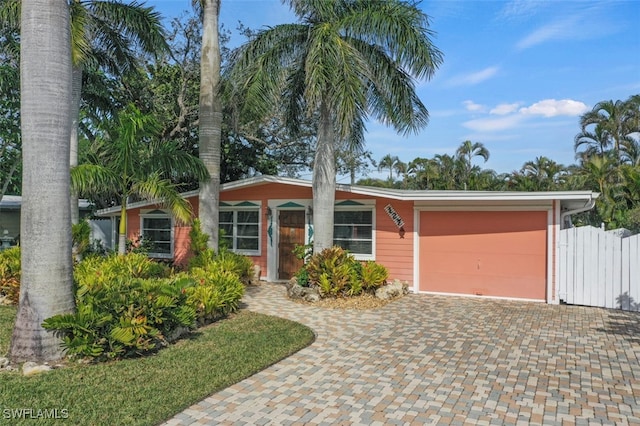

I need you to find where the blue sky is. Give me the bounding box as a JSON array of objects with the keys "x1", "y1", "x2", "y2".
[{"x1": 147, "y1": 0, "x2": 640, "y2": 181}]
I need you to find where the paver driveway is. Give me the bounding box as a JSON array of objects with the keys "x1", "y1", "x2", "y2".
[{"x1": 164, "y1": 283, "x2": 640, "y2": 425}]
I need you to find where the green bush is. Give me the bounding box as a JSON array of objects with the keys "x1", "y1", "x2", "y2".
[
  {"x1": 181, "y1": 267, "x2": 245, "y2": 325},
  {"x1": 0, "y1": 247, "x2": 20, "y2": 304},
  {"x1": 360, "y1": 261, "x2": 389, "y2": 290},
  {"x1": 74, "y1": 252, "x2": 170, "y2": 287},
  {"x1": 44, "y1": 253, "x2": 243, "y2": 360},
  {"x1": 43, "y1": 274, "x2": 196, "y2": 360},
  {"x1": 296, "y1": 246, "x2": 389, "y2": 298}
]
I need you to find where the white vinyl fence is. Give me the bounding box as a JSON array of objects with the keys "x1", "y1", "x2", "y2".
[{"x1": 558, "y1": 226, "x2": 640, "y2": 311}]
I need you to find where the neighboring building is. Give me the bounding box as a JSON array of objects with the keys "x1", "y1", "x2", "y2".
[
  {"x1": 0, "y1": 195, "x2": 105, "y2": 249},
  {"x1": 96, "y1": 176, "x2": 598, "y2": 304}
]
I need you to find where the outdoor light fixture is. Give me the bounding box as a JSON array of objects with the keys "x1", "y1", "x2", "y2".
[
  {"x1": 266, "y1": 206, "x2": 272, "y2": 219},
  {"x1": 307, "y1": 206, "x2": 313, "y2": 221}
]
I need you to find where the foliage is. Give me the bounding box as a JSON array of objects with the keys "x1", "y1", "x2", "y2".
[
  {"x1": 293, "y1": 243, "x2": 313, "y2": 262},
  {"x1": 44, "y1": 254, "x2": 184, "y2": 359},
  {"x1": 180, "y1": 267, "x2": 245, "y2": 325},
  {"x1": 1, "y1": 306, "x2": 314, "y2": 426},
  {"x1": 188, "y1": 220, "x2": 254, "y2": 284},
  {"x1": 0, "y1": 246, "x2": 20, "y2": 304},
  {"x1": 299, "y1": 246, "x2": 388, "y2": 298},
  {"x1": 188, "y1": 218, "x2": 210, "y2": 258},
  {"x1": 360, "y1": 261, "x2": 389, "y2": 290},
  {"x1": 125, "y1": 233, "x2": 157, "y2": 256},
  {"x1": 44, "y1": 247, "x2": 249, "y2": 361}
]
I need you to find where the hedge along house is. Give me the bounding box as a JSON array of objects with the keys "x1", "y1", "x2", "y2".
[{"x1": 95, "y1": 175, "x2": 598, "y2": 304}]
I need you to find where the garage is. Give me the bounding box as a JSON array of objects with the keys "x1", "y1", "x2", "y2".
[{"x1": 418, "y1": 210, "x2": 548, "y2": 300}]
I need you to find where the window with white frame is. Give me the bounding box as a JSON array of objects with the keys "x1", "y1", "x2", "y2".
[
  {"x1": 219, "y1": 208, "x2": 260, "y2": 254},
  {"x1": 140, "y1": 210, "x2": 173, "y2": 258},
  {"x1": 333, "y1": 209, "x2": 374, "y2": 258}
]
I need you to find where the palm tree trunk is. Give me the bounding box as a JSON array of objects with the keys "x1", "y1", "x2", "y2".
[
  {"x1": 70, "y1": 66, "x2": 83, "y2": 225},
  {"x1": 11, "y1": 0, "x2": 75, "y2": 363},
  {"x1": 312, "y1": 101, "x2": 336, "y2": 254},
  {"x1": 198, "y1": 0, "x2": 222, "y2": 251}
]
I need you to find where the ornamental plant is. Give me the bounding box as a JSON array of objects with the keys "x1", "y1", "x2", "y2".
[
  {"x1": 43, "y1": 251, "x2": 245, "y2": 360},
  {"x1": 298, "y1": 246, "x2": 389, "y2": 298}
]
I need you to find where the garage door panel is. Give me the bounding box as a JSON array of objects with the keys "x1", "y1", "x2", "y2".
[{"x1": 419, "y1": 211, "x2": 547, "y2": 300}]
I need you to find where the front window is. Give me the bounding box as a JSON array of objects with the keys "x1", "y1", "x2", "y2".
[
  {"x1": 220, "y1": 208, "x2": 260, "y2": 254},
  {"x1": 333, "y1": 209, "x2": 373, "y2": 258},
  {"x1": 141, "y1": 210, "x2": 173, "y2": 258}
]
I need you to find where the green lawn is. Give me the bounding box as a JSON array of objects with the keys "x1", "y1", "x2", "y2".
[{"x1": 0, "y1": 306, "x2": 314, "y2": 426}]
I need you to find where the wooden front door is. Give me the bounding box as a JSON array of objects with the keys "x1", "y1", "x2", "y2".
[{"x1": 278, "y1": 210, "x2": 305, "y2": 280}]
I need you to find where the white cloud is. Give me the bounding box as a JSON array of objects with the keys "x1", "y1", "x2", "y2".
[
  {"x1": 463, "y1": 115, "x2": 524, "y2": 132},
  {"x1": 519, "y1": 99, "x2": 589, "y2": 117},
  {"x1": 463, "y1": 100, "x2": 486, "y2": 112},
  {"x1": 516, "y1": 19, "x2": 574, "y2": 50},
  {"x1": 490, "y1": 103, "x2": 520, "y2": 115},
  {"x1": 446, "y1": 66, "x2": 500, "y2": 87},
  {"x1": 498, "y1": 0, "x2": 543, "y2": 21}
]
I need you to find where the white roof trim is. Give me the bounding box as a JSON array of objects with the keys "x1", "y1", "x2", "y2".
[{"x1": 94, "y1": 175, "x2": 599, "y2": 216}]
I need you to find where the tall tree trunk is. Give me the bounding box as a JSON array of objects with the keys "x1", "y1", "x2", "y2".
[
  {"x1": 11, "y1": 0, "x2": 75, "y2": 363},
  {"x1": 312, "y1": 101, "x2": 336, "y2": 254},
  {"x1": 198, "y1": 0, "x2": 222, "y2": 251},
  {"x1": 69, "y1": 66, "x2": 83, "y2": 225}
]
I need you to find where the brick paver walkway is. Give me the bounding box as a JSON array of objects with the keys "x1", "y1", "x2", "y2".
[{"x1": 163, "y1": 283, "x2": 640, "y2": 425}]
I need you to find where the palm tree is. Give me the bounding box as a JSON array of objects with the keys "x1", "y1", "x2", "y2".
[
  {"x1": 432, "y1": 154, "x2": 457, "y2": 189},
  {"x1": 10, "y1": 0, "x2": 75, "y2": 362},
  {"x1": 521, "y1": 156, "x2": 567, "y2": 191},
  {"x1": 230, "y1": 0, "x2": 442, "y2": 253},
  {"x1": 71, "y1": 104, "x2": 209, "y2": 254},
  {"x1": 455, "y1": 140, "x2": 489, "y2": 189},
  {"x1": 1, "y1": 0, "x2": 169, "y2": 224},
  {"x1": 196, "y1": 0, "x2": 223, "y2": 251},
  {"x1": 407, "y1": 157, "x2": 439, "y2": 189},
  {"x1": 378, "y1": 154, "x2": 400, "y2": 181},
  {"x1": 579, "y1": 97, "x2": 638, "y2": 163},
  {"x1": 574, "y1": 124, "x2": 610, "y2": 160}
]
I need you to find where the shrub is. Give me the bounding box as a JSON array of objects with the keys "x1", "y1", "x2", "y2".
[
  {"x1": 0, "y1": 247, "x2": 21, "y2": 304},
  {"x1": 75, "y1": 252, "x2": 171, "y2": 286},
  {"x1": 188, "y1": 218, "x2": 209, "y2": 258},
  {"x1": 361, "y1": 261, "x2": 389, "y2": 290},
  {"x1": 216, "y1": 249, "x2": 254, "y2": 284},
  {"x1": 43, "y1": 275, "x2": 196, "y2": 360},
  {"x1": 182, "y1": 268, "x2": 245, "y2": 325},
  {"x1": 304, "y1": 247, "x2": 360, "y2": 298},
  {"x1": 44, "y1": 252, "x2": 246, "y2": 360},
  {"x1": 296, "y1": 246, "x2": 389, "y2": 299}
]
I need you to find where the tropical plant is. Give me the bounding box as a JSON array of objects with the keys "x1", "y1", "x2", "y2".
[
  {"x1": 197, "y1": 0, "x2": 223, "y2": 251},
  {"x1": 578, "y1": 96, "x2": 639, "y2": 163},
  {"x1": 455, "y1": 140, "x2": 489, "y2": 189},
  {"x1": 9, "y1": 0, "x2": 76, "y2": 363},
  {"x1": 0, "y1": 246, "x2": 20, "y2": 304},
  {"x1": 45, "y1": 259, "x2": 196, "y2": 359},
  {"x1": 71, "y1": 104, "x2": 209, "y2": 255},
  {"x1": 378, "y1": 154, "x2": 401, "y2": 181},
  {"x1": 299, "y1": 246, "x2": 389, "y2": 298},
  {"x1": 229, "y1": 0, "x2": 442, "y2": 254},
  {"x1": 360, "y1": 261, "x2": 389, "y2": 290},
  {"x1": 1, "y1": 0, "x2": 170, "y2": 223}
]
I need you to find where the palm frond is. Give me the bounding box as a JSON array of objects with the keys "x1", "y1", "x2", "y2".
[{"x1": 132, "y1": 173, "x2": 194, "y2": 225}]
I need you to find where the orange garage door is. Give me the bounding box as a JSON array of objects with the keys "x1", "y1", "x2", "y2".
[{"x1": 419, "y1": 210, "x2": 547, "y2": 300}]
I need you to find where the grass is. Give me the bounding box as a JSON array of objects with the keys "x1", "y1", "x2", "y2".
[{"x1": 0, "y1": 306, "x2": 315, "y2": 426}]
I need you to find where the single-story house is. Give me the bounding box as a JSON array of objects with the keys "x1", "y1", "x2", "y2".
[{"x1": 96, "y1": 176, "x2": 598, "y2": 304}]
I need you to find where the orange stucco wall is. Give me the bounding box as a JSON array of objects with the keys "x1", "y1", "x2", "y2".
[{"x1": 419, "y1": 210, "x2": 547, "y2": 300}]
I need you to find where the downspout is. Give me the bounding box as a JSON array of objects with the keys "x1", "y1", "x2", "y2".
[{"x1": 560, "y1": 196, "x2": 597, "y2": 229}]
